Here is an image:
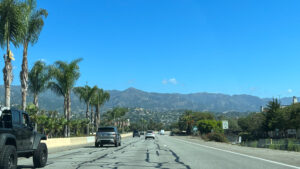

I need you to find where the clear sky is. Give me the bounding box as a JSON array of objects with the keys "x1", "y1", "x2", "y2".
[{"x1": 5, "y1": 0, "x2": 300, "y2": 98}]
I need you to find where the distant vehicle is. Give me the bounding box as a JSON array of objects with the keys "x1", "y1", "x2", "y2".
[
  {"x1": 140, "y1": 131, "x2": 144, "y2": 135},
  {"x1": 0, "y1": 107, "x2": 48, "y2": 169},
  {"x1": 145, "y1": 130, "x2": 155, "y2": 139},
  {"x1": 133, "y1": 130, "x2": 140, "y2": 137},
  {"x1": 95, "y1": 126, "x2": 121, "y2": 147},
  {"x1": 160, "y1": 129, "x2": 165, "y2": 135}
]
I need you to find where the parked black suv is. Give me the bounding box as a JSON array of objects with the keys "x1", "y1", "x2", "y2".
[
  {"x1": 95, "y1": 126, "x2": 121, "y2": 147},
  {"x1": 0, "y1": 107, "x2": 48, "y2": 169}
]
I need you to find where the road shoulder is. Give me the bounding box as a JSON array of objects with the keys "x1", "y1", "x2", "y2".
[{"x1": 172, "y1": 135, "x2": 300, "y2": 167}]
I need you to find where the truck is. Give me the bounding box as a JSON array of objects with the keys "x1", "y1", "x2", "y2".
[{"x1": 0, "y1": 107, "x2": 48, "y2": 169}]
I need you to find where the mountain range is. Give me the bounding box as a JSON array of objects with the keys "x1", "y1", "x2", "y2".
[{"x1": 1, "y1": 86, "x2": 297, "y2": 114}]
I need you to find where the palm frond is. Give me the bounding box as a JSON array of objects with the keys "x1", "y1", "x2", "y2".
[
  {"x1": 0, "y1": 0, "x2": 26, "y2": 48},
  {"x1": 50, "y1": 59, "x2": 82, "y2": 98},
  {"x1": 28, "y1": 60, "x2": 51, "y2": 94},
  {"x1": 48, "y1": 81, "x2": 64, "y2": 96}
]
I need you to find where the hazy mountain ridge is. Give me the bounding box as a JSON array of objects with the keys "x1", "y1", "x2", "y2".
[{"x1": 1, "y1": 86, "x2": 296, "y2": 114}]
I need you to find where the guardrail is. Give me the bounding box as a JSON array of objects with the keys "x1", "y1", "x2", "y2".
[{"x1": 42, "y1": 132, "x2": 132, "y2": 148}]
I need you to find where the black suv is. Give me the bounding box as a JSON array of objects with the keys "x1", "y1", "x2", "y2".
[
  {"x1": 0, "y1": 108, "x2": 48, "y2": 169},
  {"x1": 133, "y1": 130, "x2": 140, "y2": 137},
  {"x1": 95, "y1": 126, "x2": 121, "y2": 147}
]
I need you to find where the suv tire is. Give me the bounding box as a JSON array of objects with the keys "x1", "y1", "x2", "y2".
[
  {"x1": 115, "y1": 142, "x2": 118, "y2": 147},
  {"x1": 95, "y1": 142, "x2": 99, "y2": 147},
  {"x1": 33, "y1": 143, "x2": 48, "y2": 168},
  {"x1": 0, "y1": 145, "x2": 17, "y2": 169}
]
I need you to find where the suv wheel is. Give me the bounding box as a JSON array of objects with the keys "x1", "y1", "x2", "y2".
[
  {"x1": 95, "y1": 142, "x2": 99, "y2": 147},
  {"x1": 33, "y1": 143, "x2": 48, "y2": 168},
  {"x1": 0, "y1": 145, "x2": 17, "y2": 169},
  {"x1": 115, "y1": 142, "x2": 118, "y2": 147}
]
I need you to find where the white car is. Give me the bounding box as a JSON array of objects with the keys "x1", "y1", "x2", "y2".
[{"x1": 145, "y1": 130, "x2": 155, "y2": 139}]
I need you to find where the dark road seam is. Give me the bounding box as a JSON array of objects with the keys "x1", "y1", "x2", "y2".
[{"x1": 169, "y1": 149, "x2": 191, "y2": 169}]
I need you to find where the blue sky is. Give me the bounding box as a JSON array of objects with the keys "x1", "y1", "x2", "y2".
[{"x1": 5, "y1": 0, "x2": 300, "y2": 98}]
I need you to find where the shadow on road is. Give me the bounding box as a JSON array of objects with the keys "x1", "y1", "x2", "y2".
[
  {"x1": 83, "y1": 145, "x2": 117, "y2": 148},
  {"x1": 17, "y1": 165, "x2": 35, "y2": 169}
]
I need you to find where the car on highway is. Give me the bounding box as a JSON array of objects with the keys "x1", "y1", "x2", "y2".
[
  {"x1": 0, "y1": 107, "x2": 48, "y2": 169},
  {"x1": 145, "y1": 130, "x2": 155, "y2": 139},
  {"x1": 133, "y1": 130, "x2": 140, "y2": 137},
  {"x1": 95, "y1": 126, "x2": 121, "y2": 147},
  {"x1": 159, "y1": 129, "x2": 165, "y2": 135}
]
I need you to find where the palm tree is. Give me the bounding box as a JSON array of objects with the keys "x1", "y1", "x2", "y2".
[
  {"x1": 48, "y1": 58, "x2": 82, "y2": 137},
  {"x1": 91, "y1": 88, "x2": 110, "y2": 130},
  {"x1": 0, "y1": 0, "x2": 25, "y2": 107},
  {"x1": 28, "y1": 60, "x2": 50, "y2": 108},
  {"x1": 73, "y1": 85, "x2": 98, "y2": 135},
  {"x1": 20, "y1": 0, "x2": 48, "y2": 110}
]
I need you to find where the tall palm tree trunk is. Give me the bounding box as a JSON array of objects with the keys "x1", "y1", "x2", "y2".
[
  {"x1": 90, "y1": 106, "x2": 94, "y2": 134},
  {"x1": 96, "y1": 104, "x2": 100, "y2": 130},
  {"x1": 64, "y1": 95, "x2": 68, "y2": 137},
  {"x1": 3, "y1": 38, "x2": 12, "y2": 107},
  {"x1": 21, "y1": 43, "x2": 29, "y2": 111},
  {"x1": 33, "y1": 92, "x2": 39, "y2": 108},
  {"x1": 86, "y1": 103, "x2": 89, "y2": 135},
  {"x1": 67, "y1": 91, "x2": 71, "y2": 137}
]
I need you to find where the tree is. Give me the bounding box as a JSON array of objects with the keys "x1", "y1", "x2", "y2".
[
  {"x1": 197, "y1": 120, "x2": 223, "y2": 134},
  {"x1": 287, "y1": 103, "x2": 300, "y2": 130},
  {"x1": 73, "y1": 85, "x2": 98, "y2": 135},
  {"x1": 48, "y1": 58, "x2": 82, "y2": 137},
  {"x1": 263, "y1": 98, "x2": 281, "y2": 131},
  {"x1": 238, "y1": 112, "x2": 266, "y2": 139},
  {"x1": 178, "y1": 110, "x2": 193, "y2": 134},
  {"x1": 0, "y1": 0, "x2": 25, "y2": 107},
  {"x1": 104, "y1": 107, "x2": 128, "y2": 126},
  {"x1": 20, "y1": 0, "x2": 47, "y2": 110},
  {"x1": 28, "y1": 60, "x2": 50, "y2": 108},
  {"x1": 91, "y1": 88, "x2": 110, "y2": 130},
  {"x1": 178, "y1": 110, "x2": 215, "y2": 134}
]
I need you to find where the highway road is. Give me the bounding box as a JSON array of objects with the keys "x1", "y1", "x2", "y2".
[{"x1": 18, "y1": 135, "x2": 300, "y2": 169}]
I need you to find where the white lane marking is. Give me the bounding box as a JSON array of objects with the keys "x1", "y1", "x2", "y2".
[{"x1": 172, "y1": 137, "x2": 300, "y2": 169}]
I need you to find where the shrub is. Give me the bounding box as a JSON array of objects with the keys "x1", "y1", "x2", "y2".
[
  {"x1": 207, "y1": 132, "x2": 228, "y2": 142},
  {"x1": 197, "y1": 120, "x2": 223, "y2": 134},
  {"x1": 249, "y1": 141, "x2": 258, "y2": 147},
  {"x1": 170, "y1": 128, "x2": 181, "y2": 136},
  {"x1": 201, "y1": 134, "x2": 209, "y2": 141}
]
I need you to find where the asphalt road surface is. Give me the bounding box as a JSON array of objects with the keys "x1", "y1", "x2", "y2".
[{"x1": 18, "y1": 135, "x2": 300, "y2": 169}]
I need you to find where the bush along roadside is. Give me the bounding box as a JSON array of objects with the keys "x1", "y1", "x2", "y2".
[{"x1": 241, "y1": 138, "x2": 300, "y2": 152}]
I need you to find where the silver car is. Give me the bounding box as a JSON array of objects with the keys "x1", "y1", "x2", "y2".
[
  {"x1": 145, "y1": 130, "x2": 155, "y2": 139},
  {"x1": 95, "y1": 126, "x2": 121, "y2": 147}
]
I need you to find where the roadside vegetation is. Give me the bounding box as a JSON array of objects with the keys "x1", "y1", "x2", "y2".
[
  {"x1": 236, "y1": 99, "x2": 300, "y2": 151},
  {"x1": 25, "y1": 103, "x2": 131, "y2": 137},
  {"x1": 171, "y1": 110, "x2": 227, "y2": 142},
  {"x1": 171, "y1": 99, "x2": 300, "y2": 151}
]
